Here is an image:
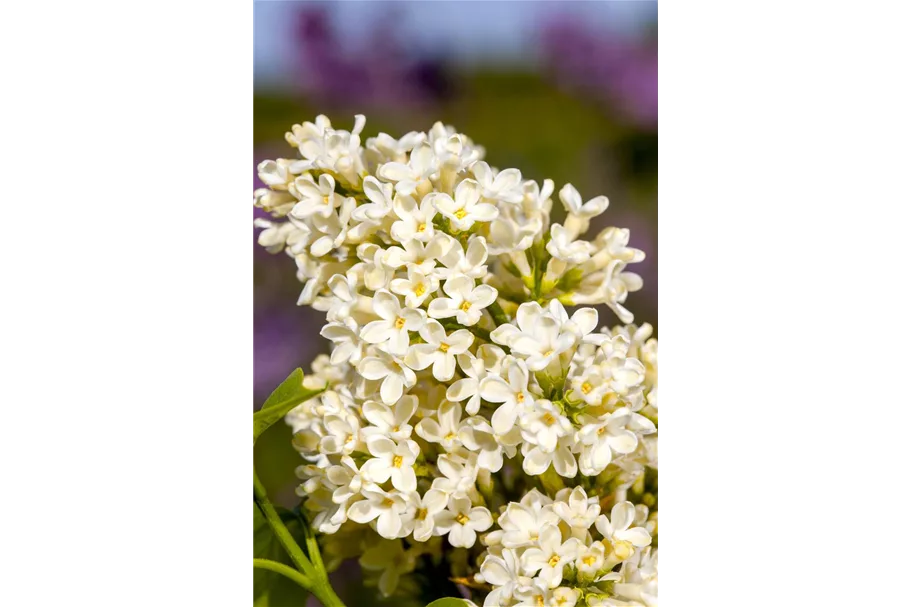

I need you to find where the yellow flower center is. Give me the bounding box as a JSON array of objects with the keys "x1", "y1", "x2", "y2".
[
  {"x1": 414, "y1": 284, "x2": 426, "y2": 296},
  {"x1": 455, "y1": 513, "x2": 470, "y2": 525},
  {"x1": 417, "y1": 223, "x2": 427, "y2": 232},
  {"x1": 394, "y1": 317, "x2": 406, "y2": 329},
  {"x1": 392, "y1": 455, "x2": 403, "y2": 468},
  {"x1": 444, "y1": 432, "x2": 456, "y2": 441},
  {"x1": 548, "y1": 554, "x2": 561, "y2": 567},
  {"x1": 543, "y1": 349, "x2": 554, "y2": 357},
  {"x1": 612, "y1": 540, "x2": 633, "y2": 560},
  {"x1": 459, "y1": 300, "x2": 472, "y2": 312},
  {"x1": 345, "y1": 434, "x2": 354, "y2": 444},
  {"x1": 323, "y1": 195, "x2": 332, "y2": 205},
  {"x1": 597, "y1": 426, "x2": 607, "y2": 436},
  {"x1": 516, "y1": 393, "x2": 525, "y2": 403},
  {"x1": 439, "y1": 342, "x2": 450, "y2": 353},
  {"x1": 535, "y1": 597, "x2": 544, "y2": 607},
  {"x1": 582, "y1": 554, "x2": 597, "y2": 567},
  {"x1": 541, "y1": 413, "x2": 557, "y2": 426},
  {"x1": 454, "y1": 208, "x2": 467, "y2": 220},
  {"x1": 416, "y1": 508, "x2": 428, "y2": 521},
  {"x1": 581, "y1": 382, "x2": 593, "y2": 394},
  {"x1": 382, "y1": 498, "x2": 395, "y2": 508}
]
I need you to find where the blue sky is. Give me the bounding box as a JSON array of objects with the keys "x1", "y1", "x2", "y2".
[{"x1": 254, "y1": 1, "x2": 657, "y2": 87}]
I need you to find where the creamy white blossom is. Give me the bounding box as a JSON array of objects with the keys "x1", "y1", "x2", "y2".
[{"x1": 255, "y1": 115, "x2": 656, "y2": 606}]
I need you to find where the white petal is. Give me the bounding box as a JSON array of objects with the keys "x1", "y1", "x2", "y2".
[
  {"x1": 347, "y1": 500, "x2": 378, "y2": 524},
  {"x1": 469, "y1": 507, "x2": 493, "y2": 531},
  {"x1": 360, "y1": 319, "x2": 392, "y2": 344},
  {"x1": 385, "y1": 329, "x2": 410, "y2": 357},
  {"x1": 480, "y1": 557, "x2": 510, "y2": 586},
  {"x1": 428, "y1": 298, "x2": 458, "y2": 319},
  {"x1": 410, "y1": 144, "x2": 435, "y2": 173},
  {"x1": 378, "y1": 162, "x2": 414, "y2": 182},
  {"x1": 581, "y1": 195, "x2": 609, "y2": 216},
  {"x1": 362, "y1": 401, "x2": 392, "y2": 428},
  {"x1": 491, "y1": 401, "x2": 520, "y2": 434},
  {"x1": 423, "y1": 489, "x2": 448, "y2": 514},
  {"x1": 376, "y1": 509, "x2": 402, "y2": 539},
  {"x1": 416, "y1": 418, "x2": 443, "y2": 442},
  {"x1": 617, "y1": 527, "x2": 652, "y2": 547},
  {"x1": 419, "y1": 319, "x2": 446, "y2": 345},
  {"x1": 381, "y1": 375, "x2": 404, "y2": 404},
  {"x1": 569, "y1": 307, "x2": 598, "y2": 336},
  {"x1": 470, "y1": 284, "x2": 498, "y2": 308},
  {"x1": 522, "y1": 448, "x2": 551, "y2": 475},
  {"x1": 443, "y1": 275, "x2": 472, "y2": 298},
  {"x1": 470, "y1": 203, "x2": 499, "y2": 222},
  {"x1": 553, "y1": 448, "x2": 578, "y2": 478},
  {"x1": 392, "y1": 466, "x2": 417, "y2": 492},
  {"x1": 479, "y1": 376, "x2": 512, "y2": 403},
  {"x1": 446, "y1": 330, "x2": 474, "y2": 353},
  {"x1": 477, "y1": 446, "x2": 503, "y2": 472},
  {"x1": 539, "y1": 524, "x2": 562, "y2": 551},
  {"x1": 449, "y1": 524, "x2": 476, "y2": 548},
  {"x1": 559, "y1": 183, "x2": 582, "y2": 213},
  {"x1": 515, "y1": 302, "x2": 542, "y2": 331},
  {"x1": 447, "y1": 378, "x2": 477, "y2": 403},
  {"x1": 465, "y1": 236, "x2": 488, "y2": 266},
  {"x1": 432, "y1": 354, "x2": 456, "y2": 381},
  {"x1": 384, "y1": 246, "x2": 410, "y2": 268},
  {"x1": 610, "y1": 502, "x2": 636, "y2": 533},
  {"x1": 490, "y1": 324, "x2": 521, "y2": 346},
  {"x1": 367, "y1": 436, "x2": 395, "y2": 457},
  {"x1": 310, "y1": 236, "x2": 334, "y2": 257},
  {"x1": 439, "y1": 400, "x2": 462, "y2": 432},
  {"x1": 394, "y1": 395, "x2": 419, "y2": 422},
  {"x1": 455, "y1": 179, "x2": 481, "y2": 209},
  {"x1": 320, "y1": 322, "x2": 353, "y2": 342},
  {"x1": 405, "y1": 344, "x2": 437, "y2": 371},
  {"x1": 373, "y1": 290, "x2": 400, "y2": 320},
  {"x1": 495, "y1": 168, "x2": 522, "y2": 190},
  {"x1": 412, "y1": 519, "x2": 433, "y2": 543},
  {"x1": 595, "y1": 514, "x2": 612, "y2": 538},
  {"x1": 472, "y1": 161, "x2": 491, "y2": 184},
  {"x1": 358, "y1": 357, "x2": 390, "y2": 380},
  {"x1": 607, "y1": 431, "x2": 639, "y2": 454},
  {"x1": 507, "y1": 363, "x2": 528, "y2": 392}
]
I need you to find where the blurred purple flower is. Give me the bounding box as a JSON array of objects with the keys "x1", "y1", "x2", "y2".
[
  {"x1": 541, "y1": 18, "x2": 657, "y2": 128},
  {"x1": 254, "y1": 310, "x2": 308, "y2": 399},
  {"x1": 292, "y1": 6, "x2": 453, "y2": 107}
]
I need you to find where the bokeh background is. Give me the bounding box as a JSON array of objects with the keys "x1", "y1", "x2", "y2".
[{"x1": 253, "y1": 2, "x2": 656, "y2": 604}]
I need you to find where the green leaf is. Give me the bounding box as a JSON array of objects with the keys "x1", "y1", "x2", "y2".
[
  {"x1": 425, "y1": 599, "x2": 473, "y2": 607},
  {"x1": 254, "y1": 504, "x2": 310, "y2": 606},
  {"x1": 253, "y1": 368, "x2": 325, "y2": 443}
]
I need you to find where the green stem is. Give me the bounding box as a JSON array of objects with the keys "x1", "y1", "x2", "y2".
[
  {"x1": 487, "y1": 300, "x2": 510, "y2": 326},
  {"x1": 298, "y1": 511, "x2": 329, "y2": 584},
  {"x1": 254, "y1": 474, "x2": 346, "y2": 607},
  {"x1": 253, "y1": 558, "x2": 314, "y2": 592},
  {"x1": 254, "y1": 473, "x2": 316, "y2": 577}
]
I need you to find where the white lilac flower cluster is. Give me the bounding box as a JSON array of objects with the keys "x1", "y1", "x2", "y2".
[
  {"x1": 255, "y1": 115, "x2": 658, "y2": 606},
  {"x1": 477, "y1": 488, "x2": 657, "y2": 607}
]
